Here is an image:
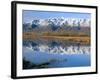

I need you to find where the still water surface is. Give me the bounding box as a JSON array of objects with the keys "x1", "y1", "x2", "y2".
[{"x1": 23, "y1": 38, "x2": 91, "y2": 69}]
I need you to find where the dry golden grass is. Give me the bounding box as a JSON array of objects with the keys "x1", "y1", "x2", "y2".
[
  {"x1": 23, "y1": 32, "x2": 90, "y2": 45},
  {"x1": 42, "y1": 36, "x2": 90, "y2": 44}
]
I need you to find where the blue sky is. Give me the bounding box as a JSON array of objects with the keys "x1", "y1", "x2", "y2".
[{"x1": 23, "y1": 10, "x2": 91, "y2": 23}]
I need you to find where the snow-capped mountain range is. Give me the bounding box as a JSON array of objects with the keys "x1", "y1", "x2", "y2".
[{"x1": 23, "y1": 18, "x2": 90, "y2": 31}]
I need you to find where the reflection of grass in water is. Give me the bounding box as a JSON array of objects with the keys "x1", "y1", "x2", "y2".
[
  {"x1": 23, "y1": 58, "x2": 67, "y2": 69},
  {"x1": 23, "y1": 58, "x2": 49, "y2": 69},
  {"x1": 23, "y1": 58, "x2": 56, "y2": 69}
]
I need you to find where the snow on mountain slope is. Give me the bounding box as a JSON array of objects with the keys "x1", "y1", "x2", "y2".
[{"x1": 23, "y1": 18, "x2": 90, "y2": 30}]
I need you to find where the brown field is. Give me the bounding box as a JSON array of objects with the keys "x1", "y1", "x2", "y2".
[{"x1": 23, "y1": 32, "x2": 90, "y2": 45}]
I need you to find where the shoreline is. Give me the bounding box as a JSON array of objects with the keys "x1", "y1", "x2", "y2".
[{"x1": 23, "y1": 32, "x2": 90, "y2": 45}]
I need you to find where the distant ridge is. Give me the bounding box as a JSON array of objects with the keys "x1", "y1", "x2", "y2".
[{"x1": 23, "y1": 18, "x2": 91, "y2": 32}]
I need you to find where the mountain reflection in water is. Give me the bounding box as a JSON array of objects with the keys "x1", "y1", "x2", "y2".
[{"x1": 23, "y1": 38, "x2": 91, "y2": 69}]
